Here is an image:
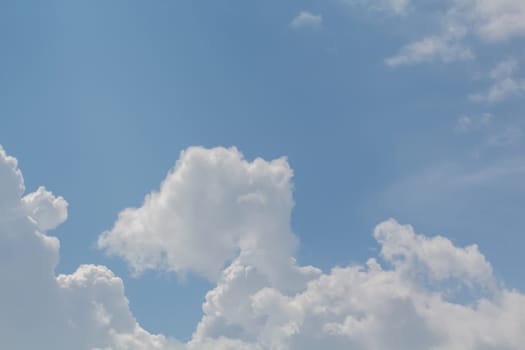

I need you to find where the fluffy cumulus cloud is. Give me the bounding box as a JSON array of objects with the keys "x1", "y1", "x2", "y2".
[
  {"x1": 290, "y1": 11, "x2": 323, "y2": 30},
  {"x1": 0, "y1": 146, "x2": 181, "y2": 350},
  {"x1": 98, "y1": 146, "x2": 308, "y2": 289},
  {"x1": 186, "y1": 219, "x2": 517, "y2": 350},
  {"x1": 3, "y1": 145, "x2": 525, "y2": 349}
]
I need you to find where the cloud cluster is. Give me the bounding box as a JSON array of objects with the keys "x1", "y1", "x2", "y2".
[
  {"x1": 386, "y1": 0, "x2": 525, "y2": 66},
  {"x1": 101, "y1": 147, "x2": 525, "y2": 350},
  {"x1": 187, "y1": 219, "x2": 519, "y2": 350},
  {"x1": 454, "y1": 113, "x2": 493, "y2": 133},
  {"x1": 2, "y1": 145, "x2": 525, "y2": 349}
]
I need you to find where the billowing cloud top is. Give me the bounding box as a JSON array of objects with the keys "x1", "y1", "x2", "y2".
[
  {"x1": 0, "y1": 145, "x2": 180, "y2": 350},
  {"x1": 2, "y1": 145, "x2": 525, "y2": 349},
  {"x1": 98, "y1": 147, "x2": 304, "y2": 288}
]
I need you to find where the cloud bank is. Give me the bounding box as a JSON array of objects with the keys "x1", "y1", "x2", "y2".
[{"x1": 2, "y1": 145, "x2": 525, "y2": 349}]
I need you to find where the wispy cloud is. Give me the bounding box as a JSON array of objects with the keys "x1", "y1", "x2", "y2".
[
  {"x1": 469, "y1": 58, "x2": 525, "y2": 103},
  {"x1": 290, "y1": 11, "x2": 323, "y2": 30},
  {"x1": 454, "y1": 113, "x2": 493, "y2": 134},
  {"x1": 488, "y1": 126, "x2": 524, "y2": 147},
  {"x1": 386, "y1": 33, "x2": 474, "y2": 66},
  {"x1": 384, "y1": 0, "x2": 525, "y2": 67},
  {"x1": 342, "y1": 0, "x2": 410, "y2": 16},
  {"x1": 454, "y1": 112, "x2": 523, "y2": 150}
]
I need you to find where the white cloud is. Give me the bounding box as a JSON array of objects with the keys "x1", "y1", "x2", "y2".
[
  {"x1": 386, "y1": 34, "x2": 474, "y2": 66},
  {"x1": 0, "y1": 145, "x2": 180, "y2": 350},
  {"x1": 100, "y1": 146, "x2": 525, "y2": 350},
  {"x1": 489, "y1": 59, "x2": 518, "y2": 80},
  {"x1": 454, "y1": 113, "x2": 493, "y2": 133},
  {"x1": 342, "y1": 0, "x2": 410, "y2": 16},
  {"x1": 385, "y1": 23, "x2": 475, "y2": 66},
  {"x1": 385, "y1": 0, "x2": 410, "y2": 15},
  {"x1": 3, "y1": 145, "x2": 525, "y2": 349},
  {"x1": 189, "y1": 219, "x2": 522, "y2": 350},
  {"x1": 488, "y1": 126, "x2": 523, "y2": 147},
  {"x1": 290, "y1": 11, "x2": 323, "y2": 30},
  {"x1": 454, "y1": 111, "x2": 523, "y2": 152},
  {"x1": 383, "y1": 0, "x2": 525, "y2": 67},
  {"x1": 469, "y1": 59, "x2": 525, "y2": 103},
  {"x1": 458, "y1": 0, "x2": 525, "y2": 42},
  {"x1": 98, "y1": 147, "x2": 308, "y2": 288},
  {"x1": 469, "y1": 78, "x2": 524, "y2": 103}
]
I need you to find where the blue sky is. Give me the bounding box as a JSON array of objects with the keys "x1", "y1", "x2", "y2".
[{"x1": 1, "y1": 1, "x2": 525, "y2": 348}]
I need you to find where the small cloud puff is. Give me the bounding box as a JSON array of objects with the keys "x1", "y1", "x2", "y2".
[{"x1": 290, "y1": 11, "x2": 323, "y2": 30}]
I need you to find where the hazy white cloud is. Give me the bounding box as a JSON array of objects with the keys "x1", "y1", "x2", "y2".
[
  {"x1": 290, "y1": 11, "x2": 323, "y2": 30},
  {"x1": 457, "y1": 0, "x2": 525, "y2": 42},
  {"x1": 22, "y1": 186, "x2": 68, "y2": 231},
  {"x1": 454, "y1": 111, "x2": 523, "y2": 153},
  {"x1": 342, "y1": 0, "x2": 410, "y2": 16},
  {"x1": 3, "y1": 145, "x2": 525, "y2": 349},
  {"x1": 453, "y1": 159, "x2": 525, "y2": 185},
  {"x1": 469, "y1": 78, "x2": 524, "y2": 103},
  {"x1": 384, "y1": 0, "x2": 525, "y2": 67},
  {"x1": 469, "y1": 59, "x2": 525, "y2": 103},
  {"x1": 454, "y1": 113, "x2": 493, "y2": 133},
  {"x1": 386, "y1": 35, "x2": 474, "y2": 66},
  {"x1": 386, "y1": 23, "x2": 475, "y2": 66},
  {"x1": 488, "y1": 126, "x2": 524, "y2": 147},
  {"x1": 490, "y1": 59, "x2": 519, "y2": 80}
]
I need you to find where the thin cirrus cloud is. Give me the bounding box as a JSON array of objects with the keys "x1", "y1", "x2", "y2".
[
  {"x1": 2, "y1": 144, "x2": 524, "y2": 349},
  {"x1": 290, "y1": 11, "x2": 323, "y2": 30}
]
